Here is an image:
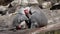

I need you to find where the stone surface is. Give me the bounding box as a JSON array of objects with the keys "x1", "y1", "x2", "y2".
[{"x1": 42, "y1": 9, "x2": 60, "y2": 25}]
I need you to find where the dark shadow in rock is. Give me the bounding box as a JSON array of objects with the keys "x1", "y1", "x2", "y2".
[{"x1": 50, "y1": 4, "x2": 60, "y2": 10}]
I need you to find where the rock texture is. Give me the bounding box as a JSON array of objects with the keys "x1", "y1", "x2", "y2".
[
  {"x1": 42, "y1": 9, "x2": 60, "y2": 25},
  {"x1": 0, "y1": 0, "x2": 13, "y2": 6}
]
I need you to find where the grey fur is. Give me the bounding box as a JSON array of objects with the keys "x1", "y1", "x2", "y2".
[
  {"x1": 13, "y1": 6, "x2": 48, "y2": 28},
  {"x1": 30, "y1": 6, "x2": 48, "y2": 28}
]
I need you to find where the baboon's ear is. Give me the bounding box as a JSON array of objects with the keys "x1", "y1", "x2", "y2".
[{"x1": 8, "y1": 4, "x2": 13, "y2": 8}]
